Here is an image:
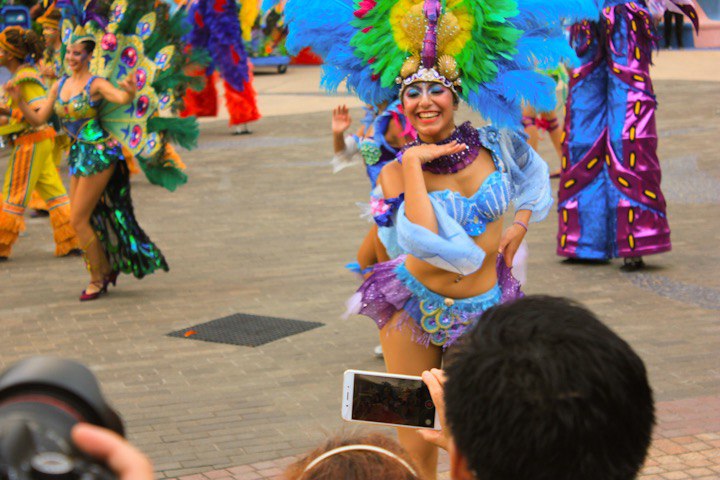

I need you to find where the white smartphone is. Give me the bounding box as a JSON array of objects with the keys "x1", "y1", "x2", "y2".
[{"x1": 342, "y1": 369, "x2": 440, "y2": 430}]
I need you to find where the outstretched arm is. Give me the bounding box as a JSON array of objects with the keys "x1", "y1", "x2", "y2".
[
  {"x1": 497, "y1": 129, "x2": 553, "y2": 266},
  {"x1": 5, "y1": 81, "x2": 58, "y2": 127},
  {"x1": 91, "y1": 76, "x2": 137, "y2": 105}
]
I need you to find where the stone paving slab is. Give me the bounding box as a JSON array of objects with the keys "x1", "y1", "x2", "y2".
[{"x1": 0, "y1": 59, "x2": 718, "y2": 479}]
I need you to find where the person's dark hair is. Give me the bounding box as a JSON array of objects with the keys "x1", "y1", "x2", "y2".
[
  {"x1": 284, "y1": 433, "x2": 420, "y2": 480},
  {"x1": 2, "y1": 28, "x2": 44, "y2": 63},
  {"x1": 78, "y1": 40, "x2": 95, "y2": 55},
  {"x1": 72, "y1": 39, "x2": 95, "y2": 55},
  {"x1": 444, "y1": 295, "x2": 654, "y2": 480}
]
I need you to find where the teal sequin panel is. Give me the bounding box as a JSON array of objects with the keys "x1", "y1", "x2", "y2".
[
  {"x1": 70, "y1": 144, "x2": 169, "y2": 278},
  {"x1": 67, "y1": 120, "x2": 123, "y2": 177},
  {"x1": 359, "y1": 140, "x2": 382, "y2": 166},
  {"x1": 89, "y1": 153, "x2": 169, "y2": 278}
]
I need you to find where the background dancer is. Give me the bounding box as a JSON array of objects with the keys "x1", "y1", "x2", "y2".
[
  {"x1": 181, "y1": 0, "x2": 259, "y2": 135},
  {"x1": 288, "y1": 0, "x2": 593, "y2": 477},
  {"x1": 521, "y1": 65, "x2": 569, "y2": 178},
  {"x1": 11, "y1": 0, "x2": 198, "y2": 299},
  {"x1": 332, "y1": 102, "x2": 414, "y2": 275},
  {"x1": 0, "y1": 26, "x2": 79, "y2": 260},
  {"x1": 332, "y1": 100, "x2": 415, "y2": 359},
  {"x1": 557, "y1": 0, "x2": 698, "y2": 269},
  {"x1": 26, "y1": 2, "x2": 72, "y2": 217}
]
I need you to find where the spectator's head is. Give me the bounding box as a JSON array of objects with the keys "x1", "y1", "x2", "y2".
[
  {"x1": 284, "y1": 433, "x2": 420, "y2": 480},
  {"x1": 444, "y1": 295, "x2": 654, "y2": 480}
]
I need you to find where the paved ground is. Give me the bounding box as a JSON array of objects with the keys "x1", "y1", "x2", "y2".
[{"x1": 0, "y1": 50, "x2": 718, "y2": 479}]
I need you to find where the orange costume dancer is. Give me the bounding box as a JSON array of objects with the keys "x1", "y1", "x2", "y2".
[
  {"x1": 27, "y1": 4, "x2": 67, "y2": 214},
  {"x1": 0, "y1": 27, "x2": 79, "y2": 259}
]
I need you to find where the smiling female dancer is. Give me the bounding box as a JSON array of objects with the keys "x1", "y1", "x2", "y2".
[
  {"x1": 10, "y1": 0, "x2": 196, "y2": 299},
  {"x1": 287, "y1": 0, "x2": 595, "y2": 477}
]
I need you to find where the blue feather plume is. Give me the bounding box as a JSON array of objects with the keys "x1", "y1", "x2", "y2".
[
  {"x1": 287, "y1": 0, "x2": 597, "y2": 125},
  {"x1": 462, "y1": 0, "x2": 597, "y2": 126},
  {"x1": 286, "y1": 0, "x2": 397, "y2": 105}
]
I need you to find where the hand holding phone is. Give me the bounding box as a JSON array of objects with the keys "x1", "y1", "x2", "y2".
[
  {"x1": 342, "y1": 370, "x2": 440, "y2": 430},
  {"x1": 418, "y1": 369, "x2": 450, "y2": 450}
]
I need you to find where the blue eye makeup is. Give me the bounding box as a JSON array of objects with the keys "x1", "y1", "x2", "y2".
[
  {"x1": 404, "y1": 83, "x2": 448, "y2": 100},
  {"x1": 405, "y1": 87, "x2": 421, "y2": 98}
]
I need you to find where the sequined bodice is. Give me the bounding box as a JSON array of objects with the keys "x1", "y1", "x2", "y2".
[
  {"x1": 430, "y1": 171, "x2": 510, "y2": 237},
  {"x1": 54, "y1": 79, "x2": 99, "y2": 121}
]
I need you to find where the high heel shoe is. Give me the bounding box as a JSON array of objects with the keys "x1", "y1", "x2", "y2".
[
  {"x1": 105, "y1": 270, "x2": 120, "y2": 288},
  {"x1": 79, "y1": 281, "x2": 108, "y2": 301}
]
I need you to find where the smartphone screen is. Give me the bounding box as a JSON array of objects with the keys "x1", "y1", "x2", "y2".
[{"x1": 351, "y1": 373, "x2": 436, "y2": 428}]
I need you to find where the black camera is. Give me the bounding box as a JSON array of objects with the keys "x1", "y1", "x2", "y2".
[{"x1": 0, "y1": 357, "x2": 123, "y2": 480}]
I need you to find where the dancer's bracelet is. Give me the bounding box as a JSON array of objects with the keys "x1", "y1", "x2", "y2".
[{"x1": 513, "y1": 220, "x2": 528, "y2": 232}]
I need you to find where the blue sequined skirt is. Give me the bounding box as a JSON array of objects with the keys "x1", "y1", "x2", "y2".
[{"x1": 348, "y1": 255, "x2": 522, "y2": 349}]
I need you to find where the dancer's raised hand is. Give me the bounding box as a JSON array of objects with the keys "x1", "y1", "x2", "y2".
[
  {"x1": 331, "y1": 104, "x2": 352, "y2": 134},
  {"x1": 402, "y1": 140, "x2": 467, "y2": 165},
  {"x1": 118, "y1": 75, "x2": 137, "y2": 96}
]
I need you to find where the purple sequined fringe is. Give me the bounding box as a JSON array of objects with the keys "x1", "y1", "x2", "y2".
[{"x1": 346, "y1": 255, "x2": 523, "y2": 349}]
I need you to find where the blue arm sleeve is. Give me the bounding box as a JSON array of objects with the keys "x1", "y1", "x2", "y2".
[
  {"x1": 497, "y1": 129, "x2": 554, "y2": 223},
  {"x1": 395, "y1": 197, "x2": 486, "y2": 275}
]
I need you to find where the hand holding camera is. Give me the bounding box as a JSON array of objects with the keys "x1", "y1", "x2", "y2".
[
  {"x1": 0, "y1": 357, "x2": 139, "y2": 480},
  {"x1": 72, "y1": 423, "x2": 153, "y2": 480}
]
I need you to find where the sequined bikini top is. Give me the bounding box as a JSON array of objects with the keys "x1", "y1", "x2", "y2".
[
  {"x1": 54, "y1": 75, "x2": 101, "y2": 123},
  {"x1": 426, "y1": 127, "x2": 511, "y2": 237},
  {"x1": 429, "y1": 171, "x2": 510, "y2": 237}
]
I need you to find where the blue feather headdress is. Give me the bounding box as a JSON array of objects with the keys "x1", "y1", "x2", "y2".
[{"x1": 287, "y1": 0, "x2": 597, "y2": 126}]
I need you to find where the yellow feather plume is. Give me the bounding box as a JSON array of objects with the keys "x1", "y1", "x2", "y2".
[{"x1": 239, "y1": 0, "x2": 260, "y2": 42}]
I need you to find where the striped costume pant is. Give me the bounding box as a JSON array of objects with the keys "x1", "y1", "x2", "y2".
[{"x1": 0, "y1": 132, "x2": 79, "y2": 257}]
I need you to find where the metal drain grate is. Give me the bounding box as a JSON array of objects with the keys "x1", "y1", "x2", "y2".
[{"x1": 168, "y1": 313, "x2": 324, "y2": 347}]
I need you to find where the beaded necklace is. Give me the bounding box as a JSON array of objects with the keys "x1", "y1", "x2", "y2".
[{"x1": 400, "y1": 121, "x2": 481, "y2": 174}]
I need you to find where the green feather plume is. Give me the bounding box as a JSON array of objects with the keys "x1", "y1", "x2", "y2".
[{"x1": 147, "y1": 116, "x2": 199, "y2": 150}]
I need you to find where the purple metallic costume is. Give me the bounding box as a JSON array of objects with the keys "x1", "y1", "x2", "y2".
[{"x1": 557, "y1": 0, "x2": 697, "y2": 260}]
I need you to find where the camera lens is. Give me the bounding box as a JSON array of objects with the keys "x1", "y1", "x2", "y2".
[
  {"x1": 31, "y1": 452, "x2": 74, "y2": 479},
  {"x1": 0, "y1": 357, "x2": 123, "y2": 480}
]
